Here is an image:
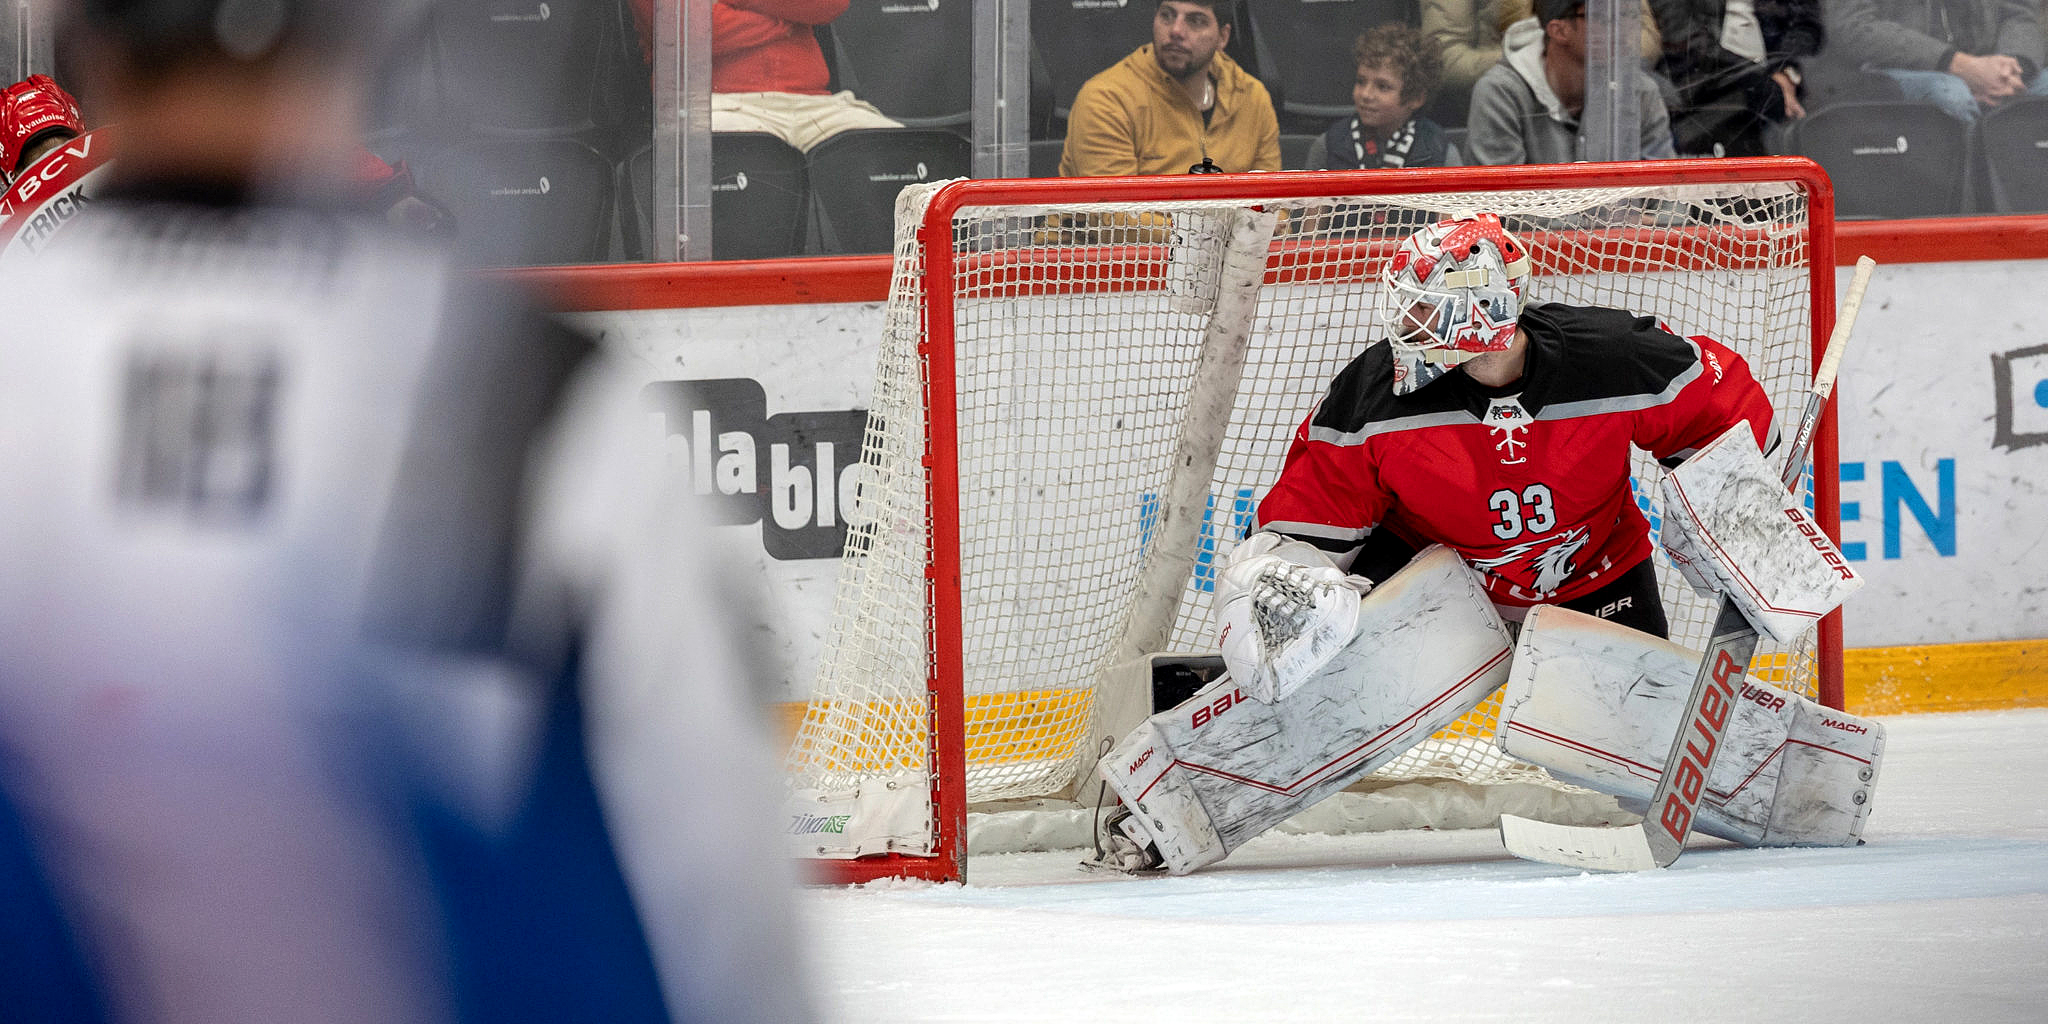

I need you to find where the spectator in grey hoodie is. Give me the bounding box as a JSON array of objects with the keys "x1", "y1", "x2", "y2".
[
  {"x1": 1826, "y1": 0, "x2": 2048, "y2": 120},
  {"x1": 1466, "y1": 0, "x2": 1679, "y2": 163}
]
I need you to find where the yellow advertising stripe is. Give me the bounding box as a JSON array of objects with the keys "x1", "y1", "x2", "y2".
[
  {"x1": 1844, "y1": 639, "x2": 2048, "y2": 716},
  {"x1": 772, "y1": 640, "x2": 2041, "y2": 771},
  {"x1": 775, "y1": 690, "x2": 1098, "y2": 772},
  {"x1": 774, "y1": 687, "x2": 1512, "y2": 769}
]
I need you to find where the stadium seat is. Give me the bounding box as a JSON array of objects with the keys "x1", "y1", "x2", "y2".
[
  {"x1": 1443, "y1": 126, "x2": 1469, "y2": 165},
  {"x1": 1785, "y1": 102, "x2": 1971, "y2": 219},
  {"x1": 1280, "y1": 132, "x2": 1319, "y2": 169},
  {"x1": 415, "y1": 137, "x2": 616, "y2": 266},
  {"x1": 1032, "y1": 0, "x2": 1161, "y2": 126},
  {"x1": 1796, "y1": 54, "x2": 1907, "y2": 111},
  {"x1": 619, "y1": 135, "x2": 810, "y2": 261},
  {"x1": 1979, "y1": 97, "x2": 2048, "y2": 214},
  {"x1": 617, "y1": 146, "x2": 655, "y2": 260},
  {"x1": 365, "y1": 18, "x2": 437, "y2": 143},
  {"x1": 806, "y1": 129, "x2": 972, "y2": 254},
  {"x1": 827, "y1": 0, "x2": 973, "y2": 129},
  {"x1": 1028, "y1": 137, "x2": 1066, "y2": 178},
  {"x1": 1246, "y1": 0, "x2": 1414, "y2": 123},
  {"x1": 431, "y1": 0, "x2": 625, "y2": 135}
]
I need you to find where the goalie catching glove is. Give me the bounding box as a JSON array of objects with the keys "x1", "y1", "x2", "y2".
[{"x1": 1214, "y1": 531, "x2": 1374, "y2": 704}]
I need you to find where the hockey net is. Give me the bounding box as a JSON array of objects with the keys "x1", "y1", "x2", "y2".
[{"x1": 786, "y1": 160, "x2": 1841, "y2": 883}]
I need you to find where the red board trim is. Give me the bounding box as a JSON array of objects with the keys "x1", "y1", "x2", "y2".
[{"x1": 505, "y1": 214, "x2": 2048, "y2": 313}]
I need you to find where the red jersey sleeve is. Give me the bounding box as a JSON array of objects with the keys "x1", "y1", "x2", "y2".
[
  {"x1": 1251, "y1": 401, "x2": 1395, "y2": 563},
  {"x1": 1632, "y1": 334, "x2": 1777, "y2": 466}
]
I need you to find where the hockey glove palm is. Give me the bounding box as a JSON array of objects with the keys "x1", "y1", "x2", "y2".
[{"x1": 1214, "y1": 534, "x2": 1372, "y2": 704}]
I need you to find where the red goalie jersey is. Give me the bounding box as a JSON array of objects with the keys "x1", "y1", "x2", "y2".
[{"x1": 1255, "y1": 302, "x2": 1777, "y2": 609}]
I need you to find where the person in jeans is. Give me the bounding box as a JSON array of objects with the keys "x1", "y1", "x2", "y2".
[{"x1": 1826, "y1": 0, "x2": 2048, "y2": 120}]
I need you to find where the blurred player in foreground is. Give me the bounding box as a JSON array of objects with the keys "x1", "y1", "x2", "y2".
[
  {"x1": 1092, "y1": 213, "x2": 1881, "y2": 875},
  {"x1": 0, "y1": 2, "x2": 814, "y2": 1022}
]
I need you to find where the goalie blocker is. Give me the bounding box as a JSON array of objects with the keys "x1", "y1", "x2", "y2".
[
  {"x1": 1095, "y1": 545, "x2": 1513, "y2": 875},
  {"x1": 1660, "y1": 421, "x2": 1864, "y2": 644},
  {"x1": 1500, "y1": 605, "x2": 1883, "y2": 848}
]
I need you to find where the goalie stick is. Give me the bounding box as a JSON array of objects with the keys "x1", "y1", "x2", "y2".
[{"x1": 1499, "y1": 255, "x2": 1877, "y2": 872}]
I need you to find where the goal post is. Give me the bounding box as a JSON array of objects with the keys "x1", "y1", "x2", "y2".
[{"x1": 787, "y1": 158, "x2": 1843, "y2": 885}]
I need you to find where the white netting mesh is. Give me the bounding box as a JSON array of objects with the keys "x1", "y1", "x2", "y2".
[{"x1": 788, "y1": 174, "x2": 1822, "y2": 846}]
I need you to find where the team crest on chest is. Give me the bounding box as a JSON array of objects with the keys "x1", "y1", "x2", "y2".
[
  {"x1": 1483, "y1": 397, "x2": 1533, "y2": 465},
  {"x1": 1472, "y1": 525, "x2": 1591, "y2": 598}
]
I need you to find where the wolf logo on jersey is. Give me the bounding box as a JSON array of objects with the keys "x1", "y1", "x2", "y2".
[{"x1": 1471, "y1": 525, "x2": 1591, "y2": 597}]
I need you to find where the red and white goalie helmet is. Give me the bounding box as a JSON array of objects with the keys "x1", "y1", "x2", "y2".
[{"x1": 1378, "y1": 213, "x2": 1532, "y2": 392}]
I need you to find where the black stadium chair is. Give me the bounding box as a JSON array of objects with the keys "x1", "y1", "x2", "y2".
[
  {"x1": 706, "y1": 133, "x2": 811, "y2": 260},
  {"x1": 1443, "y1": 125, "x2": 1469, "y2": 165},
  {"x1": 1280, "y1": 132, "x2": 1318, "y2": 169},
  {"x1": 1785, "y1": 102, "x2": 1971, "y2": 219},
  {"x1": 621, "y1": 135, "x2": 810, "y2": 261},
  {"x1": 1028, "y1": 137, "x2": 1066, "y2": 178},
  {"x1": 618, "y1": 145, "x2": 656, "y2": 260},
  {"x1": 1246, "y1": 0, "x2": 1414, "y2": 123},
  {"x1": 364, "y1": 17, "x2": 437, "y2": 143},
  {"x1": 432, "y1": 0, "x2": 622, "y2": 135},
  {"x1": 1032, "y1": 0, "x2": 1161, "y2": 125},
  {"x1": 1979, "y1": 96, "x2": 2048, "y2": 214},
  {"x1": 806, "y1": 128, "x2": 972, "y2": 254},
  {"x1": 828, "y1": 0, "x2": 973, "y2": 129},
  {"x1": 416, "y1": 137, "x2": 615, "y2": 266}
]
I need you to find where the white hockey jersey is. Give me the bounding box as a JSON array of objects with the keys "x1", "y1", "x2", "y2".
[{"x1": 0, "y1": 196, "x2": 809, "y2": 1024}]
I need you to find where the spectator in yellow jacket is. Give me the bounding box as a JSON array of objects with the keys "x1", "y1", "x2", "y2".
[{"x1": 1059, "y1": 0, "x2": 1281, "y2": 176}]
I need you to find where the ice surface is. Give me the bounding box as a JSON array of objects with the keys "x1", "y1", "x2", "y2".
[{"x1": 800, "y1": 709, "x2": 2048, "y2": 1023}]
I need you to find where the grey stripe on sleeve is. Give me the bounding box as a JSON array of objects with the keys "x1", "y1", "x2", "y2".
[{"x1": 1307, "y1": 409, "x2": 1472, "y2": 447}]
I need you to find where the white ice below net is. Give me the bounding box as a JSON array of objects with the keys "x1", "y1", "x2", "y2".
[{"x1": 804, "y1": 711, "x2": 2048, "y2": 1024}]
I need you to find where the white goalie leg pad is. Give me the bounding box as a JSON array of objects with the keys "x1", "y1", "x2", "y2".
[
  {"x1": 1660, "y1": 422, "x2": 1863, "y2": 644},
  {"x1": 1095, "y1": 718, "x2": 1228, "y2": 873},
  {"x1": 1498, "y1": 605, "x2": 1884, "y2": 847},
  {"x1": 1098, "y1": 545, "x2": 1513, "y2": 874}
]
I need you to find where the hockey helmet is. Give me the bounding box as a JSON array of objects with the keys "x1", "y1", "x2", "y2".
[
  {"x1": 1379, "y1": 214, "x2": 1532, "y2": 394},
  {"x1": 0, "y1": 75, "x2": 84, "y2": 180}
]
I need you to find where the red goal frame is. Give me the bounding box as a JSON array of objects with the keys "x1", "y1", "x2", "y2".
[{"x1": 812, "y1": 157, "x2": 1842, "y2": 885}]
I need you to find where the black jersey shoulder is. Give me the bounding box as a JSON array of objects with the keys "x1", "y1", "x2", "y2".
[
  {"x1": 1516, "y1": 302, "x2": 1703, "y2": 413},
  {"x1": 1306, "y1": 303, "x2": 1710, "y2": 434},
  {"x1": 1310, "y1": 340, "x2": 1473, "y2": 434}
]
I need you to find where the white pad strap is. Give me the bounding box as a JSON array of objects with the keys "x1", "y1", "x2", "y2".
[
  {"x1": 1660, "y1": 423, "x2": 1863, "y2": 644},
  {"x1": 1499, "y1": 605, "x2": 1883, "y2": 847},
  {"x1": 1099, "y1": 546, "x2": 1513, "y2": 874}
]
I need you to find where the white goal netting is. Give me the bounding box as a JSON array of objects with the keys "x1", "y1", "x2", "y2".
[{"x1": 788, "y1": 170, "x2": 1827, "y2": 867}]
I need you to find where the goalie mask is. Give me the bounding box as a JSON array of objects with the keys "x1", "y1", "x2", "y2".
[{"x1": 1379, "y1": 214, "x2": 1532, "y2": 395}]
